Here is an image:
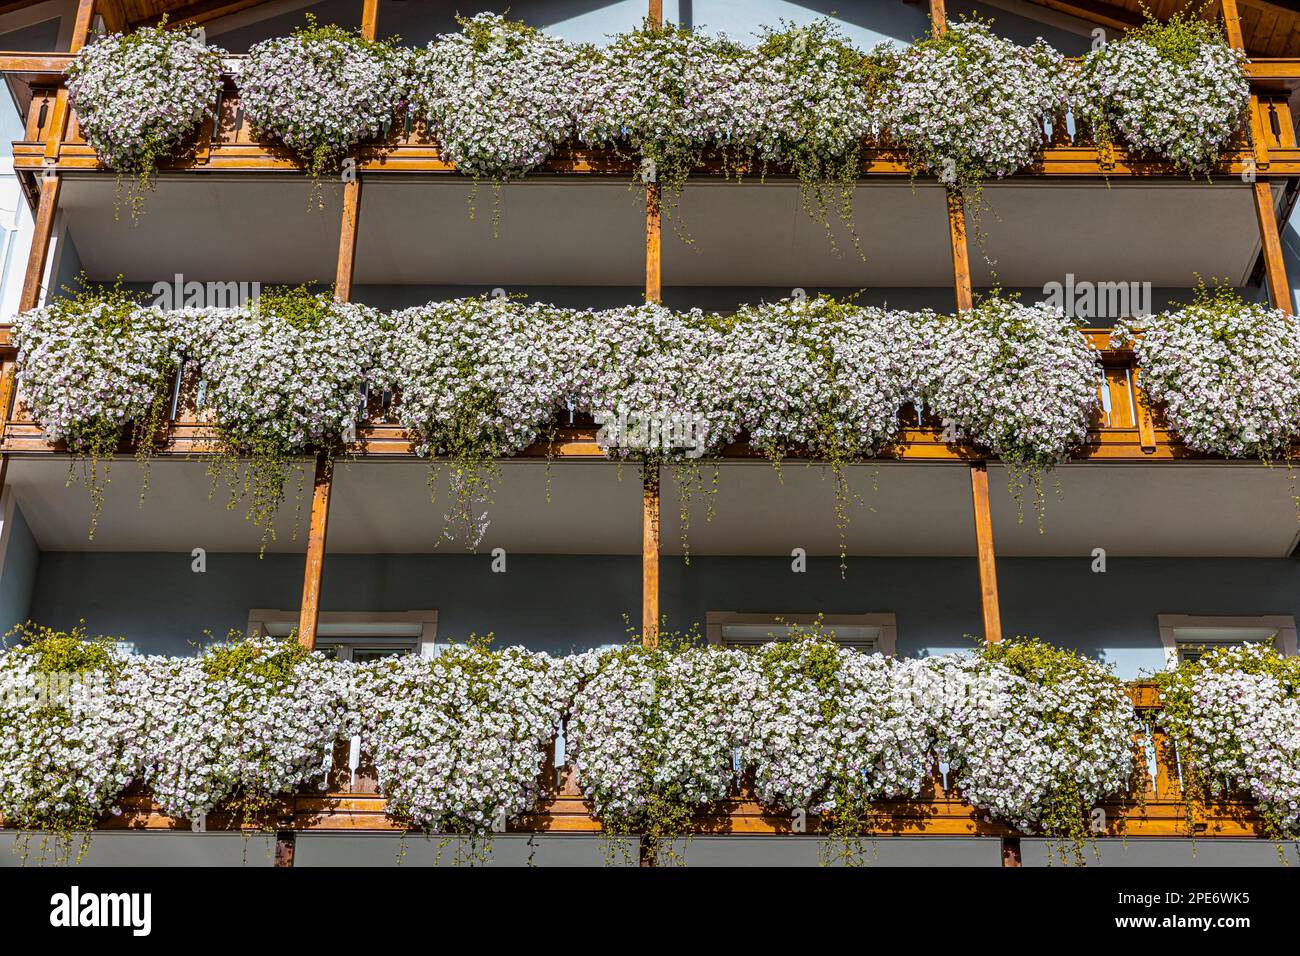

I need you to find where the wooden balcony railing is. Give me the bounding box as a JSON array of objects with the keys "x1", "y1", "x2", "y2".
[
  {"x1": 0, "y1": 328, "x2": 1195, "y2": 463},
  {"x1": 5, "y1": 55, "x2": 1300, "y2": 182},
  {"x1": 17, "y1": 682, "x2": 1265, "y2": 839}
]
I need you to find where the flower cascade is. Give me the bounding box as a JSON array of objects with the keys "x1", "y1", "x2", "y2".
[
  {"x1": 409, "y1": 13, "x2": 581, "y2": 181},
  {"x1": 1075, "y1": 13, "x2": 1248, "y2": 174},
  {"x1": 239, "y1": 16, "x2": 403, "y2": 179},
  {"x1": 66, "y1": 24, "x2": 225, "y2": 202},
  {"x1": 356, "y1": 643, "x2": 576, "y2": 836},
  {"x1": 126, "y1": 635, "x2": 350, "y2": 823},
  {"x1": 1156, "y1": 642, "x2": 1300, "y2": 840},
  {"x1": 922, "y1": 640, "x2": 1136, "y2": 853},
  {"x1": 879, "y1": 21, "x2": 1069, "y2": 189},
  {"x1": 0, "y1": 624, "x2": 140, "y2": 859},
  {"x1": 1113, "y1": 285, "x2": 1300, "y2": 459}
]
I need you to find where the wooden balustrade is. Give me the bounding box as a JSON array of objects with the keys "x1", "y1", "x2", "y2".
[
  {"x1": 3, "y1": 682, "x2": 1265, "y2": 839},
  {"x1": 0, "y1": 329, "x2": 1198, "y2": 463},
  {"x1": 5, "y1": 56, "x2": 1300, "y2": 180}
]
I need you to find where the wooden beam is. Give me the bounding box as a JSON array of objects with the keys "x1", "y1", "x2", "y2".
[
  {"x1": 969, "y1": 462, "x2": 1003, "y2": 646},
  {"x1": 946, "y1": 190, "x2": 974, "y2": 312},
  {"x1": 296, "y1": 453, "x2": 333, "y2": 650},
  {"x1": 18, "y1": 174, "x2": 59, "y2": 312},
  {"x1": 1222, "y1": 0, "x2": 1247, "y2": 49},
  {"x1": 648, "y1": 0, "x2": 662, "y2": 26},
  {"x1": 929, "y1": 0, "x2": 947, "y2": 33},
  {"x1": 360, "y1": 0, "x2": 379, "y2": 40},
  {"x1": 642, "y1": 465, "x2": 660, "y2": 648},
  {"x1": 1252, "y1": 179, "x2": 1294, "y2": 313},
  {"x1": 645, "y1": 187, "x2": 661, "y2": 303},
  {"x1": 1026, "y1": 0, "x2": 1143, "y2": 32},
  {"x1": 333, "y1": 178, "x2": 361, "y2": 303},
  {"x1": 68, "y1": 0, "x2": 95, "y2": 53},
  {"x1": 98, "y1": 0, "x2": 126, "y2": 33}
]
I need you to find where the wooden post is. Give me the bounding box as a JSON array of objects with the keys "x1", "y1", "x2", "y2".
[
  {"x1": 360, "y1": 0, "x2": 379, "y2": 40},
  {"x1": 645, "y1": 1, "x2": 662, "y2": 306},
  {"x1": 1220, "y1": 0, "x2": 1294, "y2": 312},
  {"x1": 946, "y1": 190, "x2": 974, "y2": 313},
  {"x1": 642, "y1": 465, "x2": 660, "y2": 648},
  {"x1": 929, "y1": 0, "x2": 947, "y2": 35},
  {"x1": 334, "y1": 179, "x2": 362, "y2": 302},
  {"x1": 1251, "y1": 180, "x2": 1294, "y2": 314},
  {"x1": 969, "y1": 462, "x2": 1002, "y2": 645},
  {"x1": 16, "y1": 1, "x2": 95, "y2": 313},
  {"x1": 18, "y1": 175, "x2": 60, "y2": 312},
  {"x1": 296, "y1": 453, "x2": 333, "y2": 650},
  {"x1": 1001, "y1": 836, "x2": 1022, "y2": 867},
  {"x1": 1220, "y1": 0, "x2": 1245, "y2": 51}
]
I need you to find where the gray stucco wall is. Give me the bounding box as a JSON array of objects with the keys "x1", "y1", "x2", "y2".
[
  {"x1": 24, "y1": 551, "x2": 1300, "y2": 677},
  {"x1": 0, "y1": 498, "x2": 38, "y2": 636}
]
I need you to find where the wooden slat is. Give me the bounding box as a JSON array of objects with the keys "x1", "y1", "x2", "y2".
[
  {"x1": 969, "y1": 462, "x2": 1003, "y2": 645},
  {"x1": 1253, "y1": 179, "x2": 1294, "y2": 313},
  {"x1": 642, "y1": 466, "x2": 660, "y2": 648},
  {"x1": 295, "y1": 453, "x2": 333, "y2": 650},
  {"x1": 360, "y1": 0, "x2": 378, "y2": 41},
  {"x1": 333, "y1": 178, "x2": 361, "y2": 303},
  {"x1": 946, "y1": 190, "x2": 974, "y2": 313},
  {"x1": 17, "y1": 174, "x2": 58, "y2": 312}
]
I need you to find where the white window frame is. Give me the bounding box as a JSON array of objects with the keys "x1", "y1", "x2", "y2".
[
  {"x1": 705, "y1": 611, "x2": 897, "y2": 655},
  {"x1": 245, "y1": 609, "x2": 439, "y2": 659},
  {"x1": 1157, "y1": 613, "x2": 1297, "y2": 669}
]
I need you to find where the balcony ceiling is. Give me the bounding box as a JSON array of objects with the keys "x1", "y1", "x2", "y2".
[
  {"x1": 7, "y1": 457, "x2": 1299, "y2": 558},
  {"x1": 56, "y1": 174, "x2": 1277, "y2": 290}
]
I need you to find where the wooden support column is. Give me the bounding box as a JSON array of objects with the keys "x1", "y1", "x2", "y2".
[
  {"x1": 334, "y1": 179, "x2": 361, "y2": 302},
  {"x1": 969, "y1": 462, "x2": 1002, "y2": 646},
  {"x1": 1001, "y1": 836, "x2": 1022, "y2": 867},
  {"x1": 16, "y1": 0, "x2": 94, "y2": 313},
  {"x1": 360, "y1": 0, "x2": 379, "y2": 40},
  {"x1": 1252, "y1": 180, "x2": 1293, "y2": 314},
  {"x1": 929, "y1": 0, "x2": 947, "y2": 34},
  {"x1": 296, "y1": 453, "x2": 333, "y2": 650},
  {"x1": 1220, "y1": 0, "x2": 1245, "y2": 51},
  {"x1": 18, "y1": 175, "x2": 60, "y2": 312},
  {"x1": 1219, "y1": 0, "x2": 1294, "y2": 313},
  {"x1": 642, "y1": 466, "x2": 660, "y2": 648},
  {"x1": 645, "y1": 191, "x2": 661, "y2": 303},
  {"x1": 946, "y1": 190, "x2": 974, "y2": 313}
]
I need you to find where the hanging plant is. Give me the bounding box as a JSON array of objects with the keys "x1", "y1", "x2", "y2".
[
  {"x1": 12, "y1": 282, "x2": 179, "y2": 538},
  {"x1": 383, "y1": 297, "x2": 569, "y2": 548},
  {"x1": 746, "y1": 20, "x2": 891, "y2": 246},
  {"x1": 921, "y1": 295, "x2": 1100, "y2": 515},
  {"x1": 66, "y1": 22, "x2": 225, "y2": 217},
  {"x1": 565, "y1": 640, "x2": 752, "y2": 863},
  {"x1": 575, "y1": 20, "x2": 753, "y2": 215},
  {"x1": 0, "y1": 623, "x2": 140, "y2": 863},
  {"x1": 741, "y1": 629, "x2": 935, "y2": 862},
  {"x1": 357, "y1": 641, "x2": 574, "y2": 858},
  {"x1": 1155, "y1": 642, "x2": 1300, "y2": 841},
  {"x1": 128, "y1": 634, "x2": 349, "y2": 826},
  {"x1": 1074, "y1": 13, "x2": 1247, "y2": 174},
  {"x1": 923, "y1": 639, "x2": 1136, "y2": 861},
  {"x1": 728, "y1": 297, "x2": 921, "y2": 568},
  {"x1": 1113, "y1": 284, "x2": 1300, "y2": 459},
  {"x1": 880, "y1": 20, "x2": 1068, "y2": 191},
  {"x1": 409, "y1": 13, "x2": 581, "y2": 184},
  {"x1": 239, "y1": 15, "x2": 403, "y2": 183},
  {"x1": 191, "y1": 287, "x2": 377, "y2": 548}
]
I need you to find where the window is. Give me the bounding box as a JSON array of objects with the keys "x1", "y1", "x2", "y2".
[
  {"x1": 1157, "y1": 614, "x2": 1297, "y2": 668},
  {"x1": 705, "y1": 612, "x2": 897, "y2": 655},
  {"x1": 245, "y1": 610, "x2": 438, "y2": 660}
]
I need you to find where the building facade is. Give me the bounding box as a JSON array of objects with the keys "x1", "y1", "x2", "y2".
[{"x1": 1, "y1": 0, "x2": 1299, "y2": 866}]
